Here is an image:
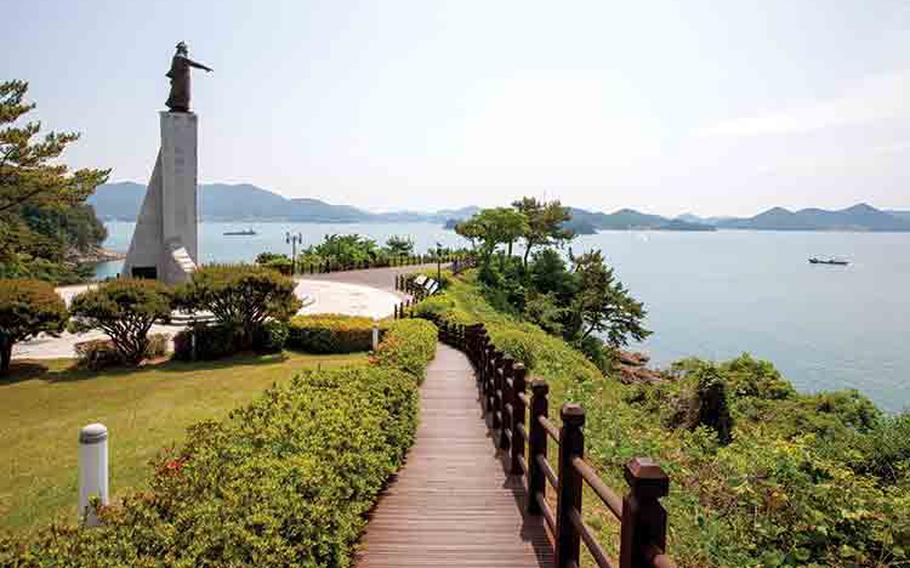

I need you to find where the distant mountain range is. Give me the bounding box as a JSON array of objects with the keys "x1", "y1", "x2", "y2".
[
  {"x1": 89, "y1": 182, "x2": 479, "y2": 223},
  {"x1": 89, "y1": 182, "x2": 910, "y2": 232},
  {"x1": 568, "y1": 208, "x2": 715, "y2": 232},
  {"x1": 677, "y1": 204, "x2": 910, "y2": 232}
]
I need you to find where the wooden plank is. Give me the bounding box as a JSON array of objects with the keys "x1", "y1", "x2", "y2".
[{"x1": 357, "y1": 344, "x2": 555, "y2": 567}]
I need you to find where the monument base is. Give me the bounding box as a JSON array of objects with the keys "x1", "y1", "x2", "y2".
[{"x1": 122, "y1": 112, "x2": 199, "y2": 286}]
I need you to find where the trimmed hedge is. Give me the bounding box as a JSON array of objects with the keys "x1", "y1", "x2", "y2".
[
  {"x1": 1, "y1": 316, "x2": 436, "y2": 567},
  {"x1": 172, "y1": 323, "x2": 238, "y2": 361},
  {"x1": 287, "y1": 314, "x2": 378, "y2": 354},
  {"x1": 372, "y1": 319, "x2": 437, "y2": 380}
]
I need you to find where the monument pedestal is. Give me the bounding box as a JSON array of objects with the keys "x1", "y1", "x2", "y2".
[{"x1": 122, "y1": 112, "x2": 199, "y2": 285}]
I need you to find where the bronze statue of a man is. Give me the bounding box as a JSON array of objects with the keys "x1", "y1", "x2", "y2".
[{"x1": 165, "y1": 41, "x2": 212, "y2": 112}]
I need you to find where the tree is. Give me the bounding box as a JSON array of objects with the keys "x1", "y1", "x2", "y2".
[
  {"x1": 570, "y1": 250, "x2": 650, "y2": 348},
  {"x1": 0, "y1": 279, "x2": 68, "y2": 375},
  {"x1": 384, "y1": 235, "x2": 414, "y2": 257},
  {"x1": 69, "y1": 279, "x2": 172, "y2": 366},
  {"x1": 512, "y1": 197, "x2": 574, "y2": 267},
  {"x1": 176, "y1": 265, "x2": 302, "y2": 349},
  {"x1": 306, "y1": 234, "x2": 380, "y2": 268},
  {"x1": 454, "y1": 217, "x2": 484, "y2": 251},
  {"x1": 0, "y1": 80, "x2": 109, "y2": 279},
  {"x1": 456, "y1": 208, "x2": 527, "y2": 269}
]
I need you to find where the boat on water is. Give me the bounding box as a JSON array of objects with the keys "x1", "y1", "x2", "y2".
[
  {"x1": 223, "y1": 228, "x2": 257, "y2": 236},
  {"x1": 809, "y1": 257, "x2": 849, "y2": 266}
]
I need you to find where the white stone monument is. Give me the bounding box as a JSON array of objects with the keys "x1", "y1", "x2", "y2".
[{"x1": 121, "y1": 112, "x2": 199, "y2": 285}]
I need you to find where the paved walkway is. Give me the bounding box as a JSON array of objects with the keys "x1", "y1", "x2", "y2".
[{"x1": 356, "y1": 344, "x2": 554, "y2": 568}]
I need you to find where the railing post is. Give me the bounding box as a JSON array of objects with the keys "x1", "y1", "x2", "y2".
[
  {"x1": 487, "y1": 349, "x2": 501, "y2": 428},
  {"x1": 510, "y1": 363, "x2": 527, "y2": 474},
  {"x1": 528, "y1": 379, "x2": 549, "y2": 514},
  {"x1": 555, "y1": 403, "x2": 585, "y2": 568},
  {"x1": 620, "y1": 458, "x2": 670, "y2": 568},
  {"x1": 496, "y1": 356, "x2": 513, "y2": 450}
]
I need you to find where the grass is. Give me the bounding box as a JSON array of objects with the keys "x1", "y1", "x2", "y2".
[{"x1": 0, "y1": 351, "x2": 367, "y2": 533}]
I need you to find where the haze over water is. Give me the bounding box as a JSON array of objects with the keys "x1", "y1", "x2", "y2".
[{"x1": 98, "y1": 221, "x2": 910, "y2": 412}]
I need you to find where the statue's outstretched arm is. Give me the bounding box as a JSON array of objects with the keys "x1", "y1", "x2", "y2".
[{"x1": 187, "y1": 59, "x2": 213, "y2": 72}]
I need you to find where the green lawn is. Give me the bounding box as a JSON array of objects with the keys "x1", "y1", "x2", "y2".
[{"x1": 0, "y1": 351, "x2": 367, "y2": 533}]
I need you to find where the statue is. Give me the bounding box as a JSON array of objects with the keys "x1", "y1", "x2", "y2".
[{"x1": 165, "y1": 41, "x2": 212, "y2": 113}]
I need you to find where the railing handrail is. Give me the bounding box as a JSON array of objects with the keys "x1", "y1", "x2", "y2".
[{"x1": 431, "y1": 317, "x2": 678, "y2": 568}]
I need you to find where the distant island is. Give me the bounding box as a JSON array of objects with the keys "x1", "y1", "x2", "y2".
[
  {"x1": 89, "y1": 182, "x2": 910, "y2": 232},
  {"x1": 679, "y1": 203, "x2": 910, "y2": 232}
]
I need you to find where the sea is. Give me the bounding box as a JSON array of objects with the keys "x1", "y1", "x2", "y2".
[{"x1": 97, "y1": 221, "x2": 910, "y2": 413}]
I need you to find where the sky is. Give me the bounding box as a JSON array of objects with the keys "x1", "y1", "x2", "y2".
[{"x1": 3, "y1": 0, "x2": 909, "y2": 216}]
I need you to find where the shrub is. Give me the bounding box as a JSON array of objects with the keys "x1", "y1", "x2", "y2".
[
  {"x1": 1, "y1": 313, "x2": 432, "y2": 566},
  {"x1": 252, "y1": 320, "x2": 288, "y2": 353},
  {"x1": 172, "y1": 323, "x2": 238, "y2": 361},
  {"x1": 256, "y1": 252, "x2": 293, "y2": 275},
  {"x1": 145, "y1": 332, "x2": 170, "y2": 359},
  {"x1": 175, "y1": 264, "x2": 301, "y2": 350},
  {"x1": 69, "y1": 279, "x2": 172, "y2": 365},
  {"x1": 287, "y1": 314, "x2": 377, "y2": 353},
  {"x1": 73, "y1": 332, "x2": 171, "y2": 370},
  {"x1": 372, "y1": 318, "x2": 437, "y2": 379},
  {"x1": 0, "y1": 278, "x2": 68, "y2": 375},
  {"x1": 74, "y1": 339, "x2": 121, "y2": 371}
]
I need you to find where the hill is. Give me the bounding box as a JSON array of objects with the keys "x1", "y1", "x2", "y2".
[
  {"x1": 717, "y1": 203, "x2": 910, "y2": 231},
  {"x1": 90, "y1": 182, "x2": 482, "y2": 224},
  {"x1": 568, "y1": 207, "x2": 715, "y2": 231}
]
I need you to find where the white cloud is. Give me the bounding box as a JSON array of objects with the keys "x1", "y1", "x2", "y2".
[{"x1": 697, "y1": 70, "x2": 910, "y2": 137}]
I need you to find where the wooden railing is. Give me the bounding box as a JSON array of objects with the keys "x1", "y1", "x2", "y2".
[
  {"x1": 297, "y1": 252, "x2": 470, "y2": 275},
  {"x1": 436, "y1": 319, "x2": 678, "y2": 568}
]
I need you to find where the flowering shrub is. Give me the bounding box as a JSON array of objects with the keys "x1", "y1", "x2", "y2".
[{"x1": 1, "y1": 317, "x2": 434, "y2": 566}]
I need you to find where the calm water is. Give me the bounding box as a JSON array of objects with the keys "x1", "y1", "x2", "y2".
[{"x1": 98, "y1": 222, "x2": 910, "y2": 412}]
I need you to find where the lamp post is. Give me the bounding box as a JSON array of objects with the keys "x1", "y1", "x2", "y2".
[
  {"x1": 436, "y1": 241, "x2": 442, "y2": 282},
  {"x1": 286, "y1": 232, "x2": 303, "y2": 275}
]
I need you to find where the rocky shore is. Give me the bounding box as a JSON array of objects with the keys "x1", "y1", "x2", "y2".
[
  {"x1": 615, "y1": 350, "x2": 667, "y2": 384},
  {"x1": 69, "y1": 245, "x2": 125, "y2": 264}
]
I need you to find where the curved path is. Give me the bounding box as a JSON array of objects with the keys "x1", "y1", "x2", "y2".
[
  {"x1": 308, "y1": 266, "x2": 554, "y2": 566},
  {"x1": 357, "y1": 344, "x2": 554, "y2": 567}
]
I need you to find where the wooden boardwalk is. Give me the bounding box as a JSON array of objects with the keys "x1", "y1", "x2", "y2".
[{"x1": 356, "y1": 344, "x2": 555, "y2": 568}]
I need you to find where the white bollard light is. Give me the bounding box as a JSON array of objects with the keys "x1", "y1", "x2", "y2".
[
  {"x1": 78, "y1": 423, "x2": 109, "y2": 526},
  {"x1": 372, "y1": 319, "x2": 380, "y2": 350}
]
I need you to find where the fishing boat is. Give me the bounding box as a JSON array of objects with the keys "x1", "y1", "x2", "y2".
[
  {"x1": 809, "y1": 257, "x2": 849, "y2": 266},
  {"x1": 223, "y1": 228, "x2": 257, "y2": 236}
]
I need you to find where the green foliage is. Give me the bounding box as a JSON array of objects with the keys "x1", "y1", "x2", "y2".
[
  {"x1": 306, "y1": 233, "x2": 380, "y2": 266},
  {"x1": 252, "y1": 320, "x2": 289, "y2": 353},
  {"x1": 569, "y1": 249, "x2": 650, "y2": 348},
  {"x1": 512, "y1": 197, "x2": 573, "y2": 266},
  {"x1": 371, "y1": 319, "x2": 437, "y2": 380},
  {"x1": 384, "y1": 235, "x2": 414, "y2": 256},
  {"x1": 415, "y1": 273, "x2": 910, "y2": 567},
  {"x1": 73, "y1": 333, "x2": 169, "y2": 370},
  {"x1": 1, "y1": 313, "x2": 434, "y2": 566},
  {"x1": 288, "y1": 314, "x2": 377, "y2": 354},
  {"x1": 0, "y1": 278, "x2": 67, "y2": 374},
  {"x1": 456, "y1": 207, "x2": 528, "y2": 267},
  {"x1": 255, "y1": 251, "x2": 293, "y2": 275},
  {"x1": 0, "y1": 80, "x2": 110, "y2": 283},
  {"x1": 172, "y1": 323, "x2": 239, "y2": 361},
  {"x1": 176, "y1": 264, "x2": 302, "y2": 349},
  {"x1": 69, "y1": 279, "x2": 172, "y2": 365}
]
